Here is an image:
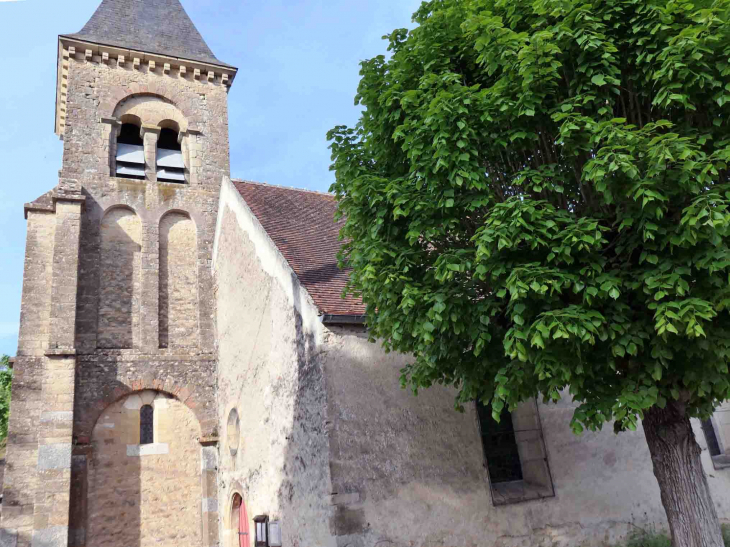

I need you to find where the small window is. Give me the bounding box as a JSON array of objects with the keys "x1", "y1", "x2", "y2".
[
  {"x1": 477, "y1": 404, "x2": 524, "y2": 483},
  {"x1": 703, "y1": 419, "x2": 722, "y2": 457},
  {"x1": 702, "y1": 417, "x2": 730, "y2": 469},
  {"x1": 116, "y1": 123, "x2": 145, "y2": 180},
  {"x1": 140, "y1": 404, "x2": 154, "y2": 445},
  {"x1": 476, "y1": 400, "x2": 554, "y2": 505},
  {"x1": 156, "y1": 128, "x2": 185, "y2": 183}
]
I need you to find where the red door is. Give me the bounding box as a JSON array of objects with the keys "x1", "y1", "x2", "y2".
[{"x1": 238, "y1": 497, "x2": 250, "y2": 547}]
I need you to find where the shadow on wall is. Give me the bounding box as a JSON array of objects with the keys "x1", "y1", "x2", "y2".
[
  {"x1": 272, "y1": 274, "x2": 333, "y2": 543},
  {"x1": 70, "y1": 391, "x2": 203, "y2": 547}
]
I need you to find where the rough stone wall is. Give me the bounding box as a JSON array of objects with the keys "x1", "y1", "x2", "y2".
[
  {"x1": 159, "y1": 213, "x2": 199, "y2": 349},
  {"x1": 320, "y1": 326, "x2": 730, "y2": 547},
  {"x1": 1, "y1": 210, "x2": 57, "y2": 545},
  {"x1": 97, "y1": 208, "x2": 143, "y2": 349},
  {"x1": 16, "y1": 212, "x2": 55, "y2": 355},
  {"x1": 214, "y1": 179, "x2": 337, "y2": 547},
  {"x1": 213, "y1": 180, "x2": 730, "y2": 547},
  {"x1": 86, "y1": 391, "x2": 202, "y2": 547}
]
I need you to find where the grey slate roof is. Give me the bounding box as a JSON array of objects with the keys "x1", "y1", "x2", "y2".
[{"x1": 63, "y1": 0, "x2": 233, "y2": 68}]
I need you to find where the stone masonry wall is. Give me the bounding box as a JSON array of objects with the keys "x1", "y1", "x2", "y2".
[
  {"x1": 213, "y1": 178, "x2": 730, "y2": 547},
  {"x1": 86, "y1": 391, "x2": 201, "y2": 547},
  {"x1": 1, "y1": 210, "x2": 57, "y2": 546},
  {"x1": 319, "y1": 327, "x2": 730, "y2": 547},
  {"x1": 97, "y1": 208, "x2": 143, "y2": 349},
  {"x1": 214, "y1": 180, "x2": 337, "y2": 547},
  {"x1": 159, "y1": 213, "x2": 199, "y2": 349},
  {"x1": 2, "y1": 41, "x2": 229, "y2": 547}
]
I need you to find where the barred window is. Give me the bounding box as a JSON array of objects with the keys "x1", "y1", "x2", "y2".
[
  {"x1": 477, "y1": 404, "x2": 523, "y2": 483},
  {"x1": 476, "y1": 400, "x2": 555, "y2": 505},
  {"x1": 140, "y1": 404, "x2": 154, "y2": 445},
  {"x1": 702, "y1": 419, "x2": 722, "y2": 457}
]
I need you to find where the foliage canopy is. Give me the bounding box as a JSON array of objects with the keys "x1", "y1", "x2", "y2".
[
  {"x1": 329, "y1": 0, "x2": 730, "y2": 434},
  {"x1": 0, "y1": 356, "x2": 12, "y2": 442}
]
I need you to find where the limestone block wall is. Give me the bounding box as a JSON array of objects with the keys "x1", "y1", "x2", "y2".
[
  {"x1": 159, "y1": 212, "x2": 199, "y2": 349},
  {"x1": 16, "y1": 211, "x2": 55, "y2": 355},
  {"x1": 97, "y1": 208, "x2": 143, "y2": 349},
  {"x1": 0, "y1": 41, "x2": 230, "y2": 547},
  {"x1": 53, "y1": 41, "x2": 225, "y2": 441},
  {"x1": 1, "y1": 211, "x2": 56, "y2": 543},
  {"x1": 86, "y1": 390, "x2": 202, "y2": 547},
  {"x1": 213, "y1": 179, "x2": 337, "y2": 547}
]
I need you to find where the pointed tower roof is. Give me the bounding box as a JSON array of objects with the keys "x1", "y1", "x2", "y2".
[{"x1": 62, "y1": 0, "x2": 233, "y2": 68}]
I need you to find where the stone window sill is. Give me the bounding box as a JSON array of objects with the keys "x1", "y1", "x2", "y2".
[
  {"x1": 712, "y1": 454, "x2": 730, "y2": 470},
  {"x1": 126, "y1": 443, "x2": 169, "y2": 457},
  {"x1": 491, "y1": 480, "x2": 554, "y2": 506}
]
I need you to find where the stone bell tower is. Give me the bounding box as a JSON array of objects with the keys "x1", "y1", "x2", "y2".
[{"x1": 1, "y1": 2, "x2": 236, "y2": 547}]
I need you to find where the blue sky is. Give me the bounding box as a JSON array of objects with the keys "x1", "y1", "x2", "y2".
[{"x1": 0, "y1": 0, "x2": 422, "y2": 357}]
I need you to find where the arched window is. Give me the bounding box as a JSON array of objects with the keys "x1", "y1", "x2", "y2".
[
  {"x1": 116, "y1": 122, "x2": 145, "y2": 180},
  {"x1": 156, "y1": 126, "x2": 185, "y2": 183},
  {"x1": 140, "y1": 404, "x2": 154, "y2": 445}
]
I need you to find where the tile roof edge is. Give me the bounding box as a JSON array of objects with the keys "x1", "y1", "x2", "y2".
[
  {"x1": 231, "y1": 178, "x2": 336, "y2": 198},
  {"x1": 218, "y1": 176, "x2": 326, "y2": 317}
]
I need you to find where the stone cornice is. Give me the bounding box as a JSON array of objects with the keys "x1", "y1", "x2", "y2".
[
  {"x1": 55, "y1": 35, "x2": 238, "y2": 138},
  {"x1": 24, "y1": 178, "x2": 86, "y2": 219}
]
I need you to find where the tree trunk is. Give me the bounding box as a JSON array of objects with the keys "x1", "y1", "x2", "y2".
[{"x1": 642, "y1": 401, "x2": 724, "y2": 547}]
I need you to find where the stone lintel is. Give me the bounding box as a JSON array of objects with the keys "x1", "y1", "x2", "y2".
[
  {"x1": 24, "y1": 202, "x2": 55, "y2": 220},
  {"x1": 141, "y1": 124, "x2": 162, "y2": 135}
]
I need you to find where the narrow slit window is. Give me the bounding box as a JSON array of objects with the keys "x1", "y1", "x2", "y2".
[
  {"x1": 477, "y1": 403, "x2": 523, "y2": 483},
  {"x1": 116, "y1": 123, "x2": 145, "y2": 180},
  {"x1": 702, "y1": 419, "x2": 722, "y2": 457},
  {"x1": 140, "y1": 404, "x2": 154, "y2": 445},
  {"x1": 476, "y1": 400, "x2": 555, "y2": 505},
  {"x1": 156, "y1": 128, "x2": 185, "y2": 183}
]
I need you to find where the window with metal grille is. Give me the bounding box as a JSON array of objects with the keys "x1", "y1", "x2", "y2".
[
  {"x1": 702, "y1": 419, "x2": 722, "y2": 457},
  {"x1": 156, "y1": 128, "x2": 186, "y2": 183},
  {"x1": 476, "y1": 400, "x2": 555, "y2": 505},
  {"x1": 140, "y1": 404, "x2": 154, "y2": 445},
  {"x1": 477, "y1": 403, "x2": 523, "y2": 483},
  {"x1": 116, "y1": 123, "x2": 145, "y2": 180}
]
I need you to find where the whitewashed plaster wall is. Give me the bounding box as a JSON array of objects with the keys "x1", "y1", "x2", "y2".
[{"x1": 213, "y1": 177, "x2": 730, "y2": 547}]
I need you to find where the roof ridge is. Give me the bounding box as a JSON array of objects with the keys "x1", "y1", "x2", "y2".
[{"x1": 232, "y1": 179, "x2": 336, "y2": 198}]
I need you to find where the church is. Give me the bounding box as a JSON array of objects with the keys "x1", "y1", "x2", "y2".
[{"x1": 2, "y1": 1, "x2": 730, "y2": 547}]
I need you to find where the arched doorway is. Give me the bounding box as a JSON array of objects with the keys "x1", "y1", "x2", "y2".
[{"x1": 231, "y1": 493, "x2": 250, "y2": 547}]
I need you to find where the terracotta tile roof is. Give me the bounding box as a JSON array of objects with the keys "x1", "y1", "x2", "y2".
[{"x1": 232, "y1": 180, "x2": 366, "y2": 316}]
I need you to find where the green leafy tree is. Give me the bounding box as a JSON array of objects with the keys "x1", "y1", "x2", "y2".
[
  {"x1": 329, "y1": 0, "x2": 730, "y2": 545},
  {"x1": 0, "y1": 356, "x2": 11, "y2": 443}
]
